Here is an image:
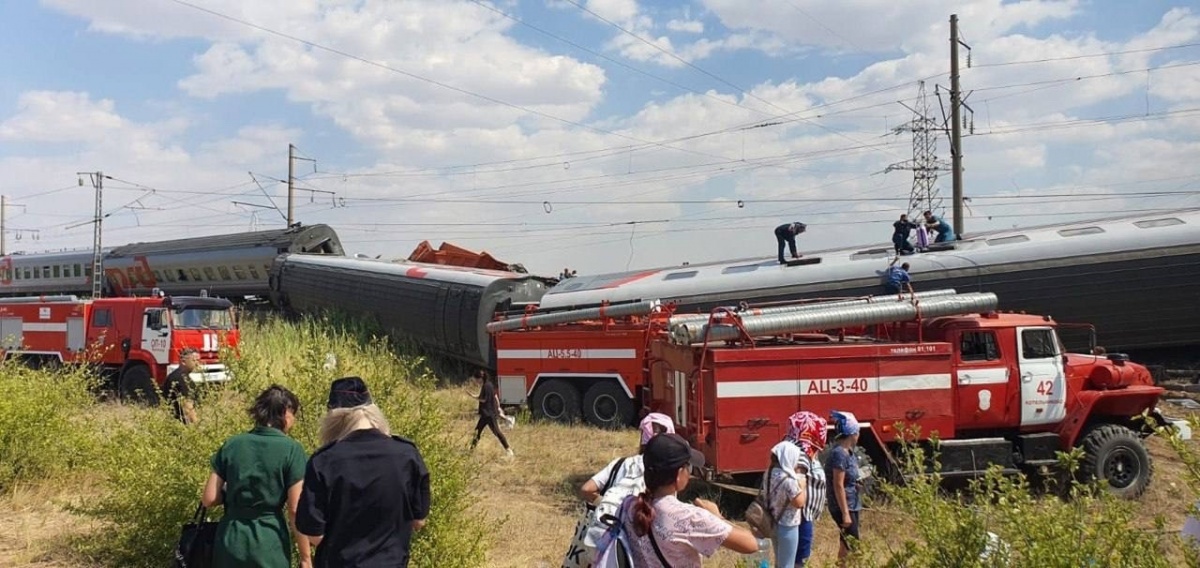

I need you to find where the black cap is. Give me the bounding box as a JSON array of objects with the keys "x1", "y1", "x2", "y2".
[
  {"x1": 643, "y1": 433, "x2": 705, "y2": 473},
  {"x1": 327, "y1": 376, "x2": 372, "y2": 409}
]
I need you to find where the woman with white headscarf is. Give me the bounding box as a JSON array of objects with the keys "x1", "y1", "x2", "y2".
[
  {"x1": 763, "y1": 440, "x2": 807, "y2": 568},
  {"x1": 784, "y1": 411, "x2": 828, "y2": 567},
  {"x1": 825, "y1": 410, "x2": 863, "y2": 567}
]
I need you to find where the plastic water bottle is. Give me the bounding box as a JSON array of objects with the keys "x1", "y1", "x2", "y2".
[{"x1": 751, "y1": 538, "x2": 771, "y2": 568}]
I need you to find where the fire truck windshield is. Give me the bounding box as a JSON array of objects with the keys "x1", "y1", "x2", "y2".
[{"x1": 173, "y1": 307, "x2": 235, "y2": 330}]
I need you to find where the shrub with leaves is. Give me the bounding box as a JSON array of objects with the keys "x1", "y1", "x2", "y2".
[
  {"x1": 75, "y1": 314, "x2": 488, "y2": 567},
  {"x1": 0, "y1": 363, "x2": 97, "y2": 492}
]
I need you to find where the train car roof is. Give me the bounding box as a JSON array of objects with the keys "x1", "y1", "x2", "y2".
[
  {"x1": 107, "y1": 224, "x2": 341, "y2": 257},
  {"x1": 540, "y1": 208, "x2": 1200, "y2": 307},
  {"x1": 281, "y1": 254, "x2": 545, "y2": 288}
]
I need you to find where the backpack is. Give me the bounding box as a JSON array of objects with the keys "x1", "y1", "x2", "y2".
[
  {"x1": 592, "y1": 513, "x2": 635, "y2": 568},
  {"x1": 743, "y1": 469, "x2": 777, "y2": 539},
  {"x1": 584, "y1": 457, "x2": 646, "y2": 549}
]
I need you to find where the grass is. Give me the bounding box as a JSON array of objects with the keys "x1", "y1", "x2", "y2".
[{"x1": 2, "y1": 315, "x2": 1200, "y2": 567}]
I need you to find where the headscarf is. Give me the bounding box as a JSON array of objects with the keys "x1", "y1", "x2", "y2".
[
  {"x1": 831, "y1": 410, "x2": 861, "y2": 437},
  {"x1": 770, "y1": 441, "x2": 803, "y2": 480},
  {"x1": 784, "y1": 411, "x2": 827, "y2": 457},
  {"x1": 639, "y1": 413, "x2": 675, "y2": 446}
]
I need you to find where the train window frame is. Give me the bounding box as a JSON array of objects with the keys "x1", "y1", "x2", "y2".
[
  {"x1": 1057, "y1": 226, "x2": 1104, "y2": 237},
  {"x1": 663, "y1": 270, "x2": 698, "y2": 281},
  {"x1": 163, "y1": 269, "x2": 177, "y2": 282},
  {"x1": 84, "y1": 265, "x2": 92, "y2": 278},
  {"x1": 218, "y1": 266, "x2": 232, "y2": 281},
  {"x1": 189, "y1": 268, "x2": 203, "y2": 281},
  {"x1": 42, "y1": 266, "x2": 51, "y2": 278},
  {"x1": 232, "y1": 265, "x2": 246, "y2": 280},
  {"x1": 73, "y1": 264, "x2": 82, "y2": 278},
  {"x1": 91, "y1": 309, "x2": 111, "y2": 328},
  {"x1": 53, "y1": 265, "x2": 61, "y2": 278},
  {"x1": 721, "y1": 264, "x2": 759, "y2": 275},
  {"x1": 203, "y1": 267, "x2": 216, "y2": 280},
  {"x1": 14, "y1": 267, "x2": 20, "y2": 281},
  {"x1": 248, "y1": 265, "x2": 261, "y2": 279},
  {"x1": 152, "y1": 270, "x2": 164, "y2": 282},
  {"x1": 1134, "y1": 217, "x2": 1184, "y2": 229},
  {"x1": 986, "y1": 235, "x2": 1030, "y2": 246}
]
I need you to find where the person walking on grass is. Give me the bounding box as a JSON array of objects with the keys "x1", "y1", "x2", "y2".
[
  {"x1": 202, "y1": 385, "x2": 311, "y2": 568},
  {"x1": 297, "y1": 377, "x2": 431, "y2": 568},
  {"x1": 471, "y1": 369, "x2": 513, "y2": 456},
  {"x1": 825, "y1": 411, "x2": 864, "y2": 567},
  {"x1": 162, "y1": 347, "x2": 200, "y2": 424},
  {"x1": 783, "y1": 411, "x2": 828, "y2": 568},
  {"x1": 616, "y1": 433, "x2": 764, "y2": 567}
]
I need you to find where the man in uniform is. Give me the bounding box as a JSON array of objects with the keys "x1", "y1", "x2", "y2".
[
  {"x1": 892, "y1": 214, "x2": 918, "y2": 255},
  {"x1": 774, "y1": 221, "x2": 807, "y2": 264},
  {"x1": 883, "y1": 258, "x2": 914, "y2": 296},
  {"x1": 161, "y1": 347, "x2": 200, "y2": 424}
]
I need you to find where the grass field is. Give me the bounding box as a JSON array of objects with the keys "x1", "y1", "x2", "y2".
[{"x1": 3, "y1": 380, "x2": 1197, "y2": 567}]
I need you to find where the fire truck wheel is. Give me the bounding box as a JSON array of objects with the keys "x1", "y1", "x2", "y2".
[
  {"x1": 118, "y1": 365, "x2": 161, "y2": 406},
  {"x1": 582, "y1": 381, "x2": 635, "y2": 429},
  {"x1": 531, "y1": 379, "x2": 581, "y2": 424},
  {"x1": 1080, "y1": 424, "x2": 1151, "y2": 499}
]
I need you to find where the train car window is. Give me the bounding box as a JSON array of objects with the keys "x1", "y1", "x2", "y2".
[
  {"x1": 1134, "y1": 217, "x2": 1184, "y2": 229},
  {"x1": 218, "y1": 266, "x2": 232, "y2": 281},
  {"x1": 1057, "y1": 227, "x2": 1103, "y2": 237},
  {"x1": 42, "y1": 266, "x2": 51, "y2": 278},
  {"x1": 84, "y1": 265, "x2": 92, "y2": 278},
  {"x1": 74, "y1": 264, "x2": 82, "y2": 278},
  {"x1": 663, "y1": 271, "x2": 698, "y2": 281},
  {"x1": 14, "y1": 268, "x2": 20, "y2": 280},
  {"x1": 91, "y1": 309, "x2": 111, "y2": 328},
  {"x1": 164, "y1": 269, "x2": 177, "y2": 282},
  {"x1": 189, "y1": 268, "x2": 203, "y2": 281},
  {"x1": 986, "y1": 235, "x2": 1030, "y2": 246},
  {"x1": 721, "y1": 264, "x2": 759, "y2": 275},
  {"x1": 203, "y1": 267, "x2": 216, "y2": 280},
  {"x1": 960, "y1": 331, "x2": 1000, "y2": 361},
  {"x1": 248, "y1": 265, "x2": 261, "y2": 279},
  {"x1": 152, "y1": 270, "x2": 163, "y2": 281},
  {"x1": 232, "y1": 265, "x2": 246, "y2": 280}
]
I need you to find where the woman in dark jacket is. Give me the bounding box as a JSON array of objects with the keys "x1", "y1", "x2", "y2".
[
  {"x1": 470, "y1": 370, "x2": 513, "y2": 455},
  {"x1": 202, "y1": 385, "x2": 310, "y2": 568},
  {"x1": 297, "y1": 377, "x2": 431, "y2": 568}
]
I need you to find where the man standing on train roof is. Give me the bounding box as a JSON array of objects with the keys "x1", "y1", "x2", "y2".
[
  {"x1": 883, "y1": 257, "x2": 914, "y2": 297},
  {"x1": 775, "y1": 221, "x2": 807, "y2": 264},
  {"x1": 922, "y1": 210, "x2": 957, "y2": 243},
  {"x1": 892, "y1": 214, "x2": 917, "y2": 255}
]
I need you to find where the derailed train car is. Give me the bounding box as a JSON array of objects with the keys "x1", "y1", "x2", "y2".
[
  {"x1": 539, "y1": 209, "x2": 1200, "y2": 364},
  {"x1": 0, "y1": 224, "x2": 343, "y2": 299},
  {"x1": 269, "y1": 254, "x2": 549, "y2": 367}
]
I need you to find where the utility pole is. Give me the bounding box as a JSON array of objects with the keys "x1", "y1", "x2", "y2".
[
  {"x1": 2, "y1": 195, "x2": 6, "y2": 257},
  {"x1": 77, "y1": 172, "x2": 106, "y2": 298},
  {"x1": 949, "y1": 13, "x2": 970, "y2": 237},
  {"x1": 287, "y1": 143, "x2": 295, "y2": 227}
]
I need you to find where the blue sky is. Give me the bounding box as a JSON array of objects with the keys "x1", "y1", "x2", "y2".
[{"x1": 1, "y1": 0, "x2": 1199, "y2": 274}]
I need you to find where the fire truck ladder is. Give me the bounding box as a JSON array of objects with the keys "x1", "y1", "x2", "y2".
[
  {"x1": 486, "y1": 299, "x2": 662, "y2": 333},
  {"x1": 669, "y1": 290, "x2": 999, "y2": 345}
]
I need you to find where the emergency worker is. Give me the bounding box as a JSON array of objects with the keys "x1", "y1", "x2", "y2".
[
  {"x1": 922, "y1": 211, "x2": 957, "y2": 243},
  {"x1": 882, "y1": 259, "x2": 914, "y2": 296},
  {"x1": 775, "y1": 222, "x2": 807, "y2": 264},
  {"x1": 892, "y1": 214, "x2": 917, "y2": 255},
  {"x1": 202, "y1": 385, "x2": 311, "y2": 568},
  {"x1": 163, "y1": 347, "x2": 200, "y2": 424},
  {"x1": 297, "y1": 377, "x2": 431, "y2": 568}
]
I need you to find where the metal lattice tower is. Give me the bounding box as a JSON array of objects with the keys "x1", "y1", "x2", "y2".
[{"x1": 885, "y1": 81, "x2": 950, "y2": 216}]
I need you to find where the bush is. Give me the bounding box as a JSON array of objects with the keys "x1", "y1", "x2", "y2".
[
  {"x1": 0, "y1": 362, "x2": 97, "y2": 492},
  {"x1": 857, "y1": 432, "x2": 1172, "y2": 568},
  {"x1": 74, "y1": 314, "x2": 488, "y2": 567}
]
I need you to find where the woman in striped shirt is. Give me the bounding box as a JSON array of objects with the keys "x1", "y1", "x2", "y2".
[{"x1": 785, "y1": 411, "x2": 829, "y2": 567}]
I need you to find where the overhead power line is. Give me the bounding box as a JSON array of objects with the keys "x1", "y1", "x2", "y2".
[{"x1": 975, "y1": 40, "x2": 1200, "y2": 68}]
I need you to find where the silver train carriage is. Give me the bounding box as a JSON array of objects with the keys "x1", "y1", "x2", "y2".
[
  {"x1": 0, "y1": 224, "x2": 343, "y2": 299},
  {"x1": 538, "y1": 209, "x2": 1200, "y2": 361},
  {"x1": 269, "y1": 254, "x2": 549, "y2": 368}
]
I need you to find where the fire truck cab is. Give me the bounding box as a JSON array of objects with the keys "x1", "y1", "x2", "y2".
[
  {"x1": 0, "y1": 293, "x2": 237, "y2": 403},
  {"x1": 648, "y1": 294, "x2": 1167, "y2": 498}
]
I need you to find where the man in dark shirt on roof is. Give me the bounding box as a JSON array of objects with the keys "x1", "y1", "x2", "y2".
[
  {"x1": 774, "y1": 221, "x2": 807, "y2": 264},
  {"x1": 892, "y1": 214, "x2": 917, "y2": 255},
  {"x1": 297, "y1": 377, "x2": 431, "y2": 567}
]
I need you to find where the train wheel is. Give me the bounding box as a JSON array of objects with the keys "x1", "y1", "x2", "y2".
[
  {"x1": 531, "y1": 379, "x2": 581, "y2": 424},
  {"x1": 583, "y1": 381, "x2": 635, "y2": 429},
  {"x1": 118, "y1": 365, "x2": 161, "y2": 406}
]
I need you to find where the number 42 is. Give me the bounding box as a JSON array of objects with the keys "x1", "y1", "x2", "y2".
[{"x1": 1036, "y1": 380, "x2": 1055, "y2": 396}]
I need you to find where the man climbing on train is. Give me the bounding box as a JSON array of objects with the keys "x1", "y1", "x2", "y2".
[
  {"x1": 922, "y1": 211, "x2": 957, "y2": 243},
  {"x1": 883, "y1": 257, "x2": 914, "y2": 297},
  {"x1": 775, "y1": 221, "x2": 807, "y2": 264}
]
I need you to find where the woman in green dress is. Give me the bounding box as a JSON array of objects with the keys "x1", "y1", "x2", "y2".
[{"x1": 202, "y1": 385, "x2": 312, "y2": 568}]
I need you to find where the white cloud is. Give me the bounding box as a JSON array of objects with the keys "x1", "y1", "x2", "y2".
[{"x1": 666, "y1": 19, "x2": 704, "y2": 34}]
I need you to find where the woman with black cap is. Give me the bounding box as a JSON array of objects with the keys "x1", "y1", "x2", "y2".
[
  {"x1": 619, "y1": 433, "x2": 763, "y2": 567},
  {"x1": 202, "y1": 385, "x2": 310, "y2": 568},
  {"x1": 296, "y1": 377, "x2": 431, "y2": 568}
]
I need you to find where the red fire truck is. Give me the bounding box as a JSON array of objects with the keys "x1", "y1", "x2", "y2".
[
  {"x1": 0, "y1": 293, "x2": 237, "y2": 403},
  {"x1": 493, "y1": 290, "x2": 1171, "y2": 496}
]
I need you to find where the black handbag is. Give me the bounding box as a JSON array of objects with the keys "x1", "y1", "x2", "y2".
[{"x1": 175, "y1": 503, "x2": 218, "y2": 568}]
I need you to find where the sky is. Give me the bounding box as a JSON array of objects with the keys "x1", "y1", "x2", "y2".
[{"x1": 1, "y1": 0, "x2": 1198, "y2": 276}]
